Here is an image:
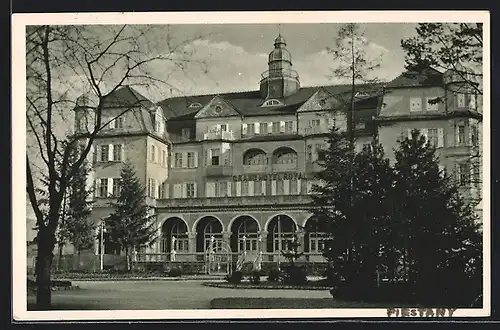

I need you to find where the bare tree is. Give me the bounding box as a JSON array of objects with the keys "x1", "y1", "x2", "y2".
[{"x1": 26, "y1": 24, "x2": 208, "y2": 309}]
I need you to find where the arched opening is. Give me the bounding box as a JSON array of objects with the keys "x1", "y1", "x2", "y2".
[
  {"x1": 195, "y1": 216, "x2": 223, "y2": 252},
  {"x1": 243, "y1": 148, "x2": 268, "y2": 165},
  {"x1": 230, "y1": 216, "x2": 259, "y2": 253},
  {"x1": 272, "y1": 147, "x2": 297, "y2": 165},
  {"x1": 303, "y1": 216, "x2": 330, "y2": 254},
  {"x1": 160, "y1": 217, "x2": 189, "y2": 253},
  {"x1": 266, "y1": 215, "x2": 297, "y2": 253}
]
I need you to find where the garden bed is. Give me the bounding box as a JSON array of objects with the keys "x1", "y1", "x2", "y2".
[{"x1": 203, "y1": 280, "x2": 331, "y2": 290}]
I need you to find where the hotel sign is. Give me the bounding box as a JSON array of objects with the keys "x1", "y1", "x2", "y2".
[{"x1": 232, "y1": 172, "x2": 310, "y2": 182}]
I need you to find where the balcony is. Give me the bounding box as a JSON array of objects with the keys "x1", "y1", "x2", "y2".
[
  {"x1": 300, "y1": 126, "x2": 329, "y2": 136},
  {"x1": 203, "y1": 130, "x2": 235, "y2": 141},
  {"x1": 243, "y1": 164, "x2": 268, "y2": 173},
  {"x1": 204, "y1": 165, "x2": 233, "y2": 177},
  {"x1": 272, "y1": 163, "x2": 298, "y2": 172},
  {"x1": 156, "y1": 195, "x2": 312, "y2": 209}
]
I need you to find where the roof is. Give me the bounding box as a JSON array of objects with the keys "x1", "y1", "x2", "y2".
[
  {"x1": 158, "y1": 83, "x2": 382, "y2": 121},
  {"x1": 385, "y1": 67, "x2": 443, "y2": 88},
  {"x1": 102, "y1": 85, "x2": 155, "y2": 109}
]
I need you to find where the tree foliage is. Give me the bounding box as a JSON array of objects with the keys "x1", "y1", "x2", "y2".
[
  {"x1": 312, "y1": 127, "x2": 483, "y2": 305},
  {"x1": 401, "y1": 23, "x2": 483, "y2": 94},
  {"x1": 106, "y1": 162, "x2": 158, "y2": 271}
]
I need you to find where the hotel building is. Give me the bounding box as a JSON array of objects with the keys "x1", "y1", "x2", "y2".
[{"x1": 74, "y1": 34, "x2": 483, "y2": 272}]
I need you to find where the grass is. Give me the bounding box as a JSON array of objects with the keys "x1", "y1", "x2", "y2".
[{"x1": 209, "y1": 298, "x2": 419, "y2": 309}]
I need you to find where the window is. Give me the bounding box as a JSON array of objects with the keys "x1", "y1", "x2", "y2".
[
  {"x1": 98, "y1": 178, "x2": 108, "y2": 198},
  {"x1": 244, "y1": 150, "x2": 267, "y2": 165},
  {"x1": 262, "y1": 99, "x2": 282, "y2": 107},
  {"x1": 211, "y1": 148, "x2": 220, "y2": 166},
  {"x1": 306, "y1": 145, "x2": 313, "y2": 162},
  {"x1": 161, "y1": 150, "x2": 167, "y2": 167},
  {"x1": 174, "y1": 153, "x2": 183, "y2": 168},
  {"x1": 187, "y1": 152, "x2": 195, "y2": 168},
  {"x1": 315, "y1": 144, "x2": 324, "y2": 161},
  {"x1": 148, "y1": 178, "x2": 157, "y2": 198},
  {"x1": 276, "y1": 151, "x2": 297, "y2": 164},
  {"x1": 310, "y1": 119, "x2": 321, "y2": 127},
  {"x1": 112, "y1": 178, "x2": 121, "y2": 197},
  {"x1": 189, "y1": 102, "x2": 202, "y2": 108},
  {"x1": 113, "y1": 144, "x2": 122, "y2": 161},
  {"x1": 290, "y1": 180, "x2": 298, "y2": 195},
  {"x1": 458, "y1": 163, "x2": 470, "y2": 186},
  {"x1": 285, "y1": 121, "x2": 294, "y2": 133},
  {"x1": 150, "y1": 145, "x2": 156, "y2": 163},
  {"x1": 471, "y1": 125, "x2": 479, "y2": 146},
  {"x1": 259, "y1": 122, "x2": 268, "y2": 134},
  {"x1": 254, "y1": 181, "x2": 262, "y2": 195},
  {"x1": 186, "y1": 183, "x2": 195, "y2": 198},
  {"x1": 272, "y1": 122, "x2": 280, "y2": 133},
  {"x1": 276, "y1": 180, "x2": 284, "y2": 195},
  {"x1": 426, "y1": 97, "x2": 439, "y2": 111},
  {"x1": 457, "y1": 93, "x2": 466, "y2": 108},
  {"x1": 469, "y1": 94, "x2": 477, "y2": 110},
  {"x1": 410, "y1": 97, "x2": 422, "y2": 112},
  {"x1": 427, "y1": 128, "x2": 439, "y2": 146},
  {"x1": 181, "y1": 128, "x2": 191, "y2": 140},
  {"x1": 458, "y1": 125, "x2": 466, "y2": 145},
  {"x1": 100, "y1": 145, "x2": 109, "y2": 162},
  {"x1": 247, "y1": 123, "x2": 254, "y2": 135},
  {"x1": 472, "y1": 164, "x2": 480, "y2": 186},
  {"x1": 220, "y1": 124, "x2": 228, "y2": 132},
  {"x1": 115, "y1": 116, "x2": 124, "y2": 128}
]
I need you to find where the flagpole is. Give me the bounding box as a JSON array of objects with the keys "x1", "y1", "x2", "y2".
[{"x1": 277, "y1": 215, "x2": 281, "y2": 271}]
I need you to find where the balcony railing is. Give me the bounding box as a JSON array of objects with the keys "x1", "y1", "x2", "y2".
[
  {"x1": 272, "y1": 163, "x2": 298, "y2": 172},
  {"x1": 260, "y1": 69, "x2": 299, "y2": 82},
  {"x1": 300, "y1": 126, "x2": 329, "y2": 136},
  {"x1": 156, "y1": 194, "x2": 312, "y2": 209},
  {"x1": 203, "y1": 130, "x2": 235, "y2": 140},
  {"x1": 204, "y1": 165, "x2": 233, "y2": 177},
  {"x1": 242, "y1": 164, "x2": 268, "y2": 173}
]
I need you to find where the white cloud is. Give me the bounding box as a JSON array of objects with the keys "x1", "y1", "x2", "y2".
[{"x1": 138, "y1": 38, "x2": 402, "y2": 101}]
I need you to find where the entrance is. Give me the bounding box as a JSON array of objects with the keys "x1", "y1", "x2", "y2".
[{"x1": 205, "y1": 240, "x2": 231, "y2": 275}]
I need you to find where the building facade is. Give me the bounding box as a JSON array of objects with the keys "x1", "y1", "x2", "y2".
[{"x1": 75, "y1": 35, "x2": 483, "y2": 271}]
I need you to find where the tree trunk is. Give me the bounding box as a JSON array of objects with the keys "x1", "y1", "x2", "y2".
[
  {"x1": 57, "y1": 243, "x2": 64, "y2": 271},
  {"x1": 35, "y1": 227, "x2": 56, "y2": 310}
]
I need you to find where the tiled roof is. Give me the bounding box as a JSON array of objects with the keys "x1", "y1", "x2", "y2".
[
  {"x1": 158, "y1": 83, "x2": 382, "y2": 121},
  {"x1": 102, "y1": 85, "x2": 155, "y2": 109},
  {"x1": 385, "y1": 67, "x2": 443, "y2": 88}
]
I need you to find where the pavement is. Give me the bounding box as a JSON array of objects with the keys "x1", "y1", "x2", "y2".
[{"x1": 27, "y1": 279, "x2": 332, "y2": 310}]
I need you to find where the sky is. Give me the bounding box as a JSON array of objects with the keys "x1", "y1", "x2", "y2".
[{"x1": 132, "y1": 23, "x2": 419, "y2": 100}]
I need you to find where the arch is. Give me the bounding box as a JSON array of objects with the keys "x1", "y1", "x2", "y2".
[
  {"x1": 228, "y1": 214, "x2": 262, "y2": 233},
  {"x1": 265, "y1": 214, "x2": 298, "y2": 253},
  {"x1": 192, "y1": 214, "x2": 225, "y2": 234},
  {"x1": 194, "y1": 216, "x2": 224, "y2": 253},
  {"x1": 271, "y1": 147, "x2": 298, "y2": 165},
  {"x1": 264, "y1": 212, "x2": 297, "y2": 232},
  {"x1": 302, "y1": 215, "x2": 330, "y2": 254},
  {"x1": 160, "y1": 217, "x2": 189, "y2": 253},
  {"x1": 229, "y1": 215, "x2": 260, "y2": 253},
  {"x1": 243, "y1": 148, "x2": 268, "y2": 165},
  {"x1": 159, "y1": 215, "x2": 189, "y2": 233}
]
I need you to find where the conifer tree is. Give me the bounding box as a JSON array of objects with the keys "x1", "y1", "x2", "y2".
[
  {"x1": 65, "y1": 158, "x2": 95, "y2": 259},
  {"x1": 310, "y1": 126, "x2": 394, "y2": 287},
  {"x1": 393, "y1": 129, "x2": 482, "y2": 304},
  {"x1": 107, "y1": 162, "x2": 158, "y2": 271}
]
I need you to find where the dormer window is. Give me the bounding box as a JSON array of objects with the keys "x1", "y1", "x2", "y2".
[
  {"x1": 189, "y1": 102, "x2": 202, "y2": 108},
  {"x1": 355, "y1": 91, "x2": 370, "y2": 98},
  {"x1": 154, "y1": 108, "x2": 165, "y2": 135},
  {"x1": 262, "y1": 99, "x2": 283, "y2": 107}
]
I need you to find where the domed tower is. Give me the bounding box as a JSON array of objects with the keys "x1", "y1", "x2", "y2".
[{"x1": 259, "y1": 34, "x2": 300, "y2": 99}]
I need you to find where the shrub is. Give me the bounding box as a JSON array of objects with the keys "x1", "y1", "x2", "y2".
[
  {"x1": 225, "y1": 271, "x2": 243, "y2": 284},
  {"x1": 168, "y1": 267, "x2": 183, "y2": 277},
  {"x1": 267, "y1": 268, "x2": 282, "y2": 283},
  {"x1": 249, "y1": 270, "x2": 262, "y2": 284},
  {"x1": 282, "y1": 265, "x2": 308, "y2": 285}
]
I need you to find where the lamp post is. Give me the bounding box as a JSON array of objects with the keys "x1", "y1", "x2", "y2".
[
  {"x1": 242, "y1": 235, "x2": 247, "y2": 258},
  {"x1": 99, "y1": 220, "x2": 107, "y2": 272},
  {"x1": 257, "y1": 235, "x2": 262, "y2": 271}
]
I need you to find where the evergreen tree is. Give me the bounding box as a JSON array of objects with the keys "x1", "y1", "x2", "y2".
[
  {"x1": 281, "y1": 233, "x2": 307, "y2": 285},
  {"x1": 107, "y1": 162, "x2": 158, "y2": 271},
  {"x1": 310, "y1": 127, "x2": 394, "y2": 288},
  {"x1": 393, "y1": 129, "x2": 482, "y2": 304},
  {"x1": 65, "y1": 158, "x2": 95, "y2": 258}
]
